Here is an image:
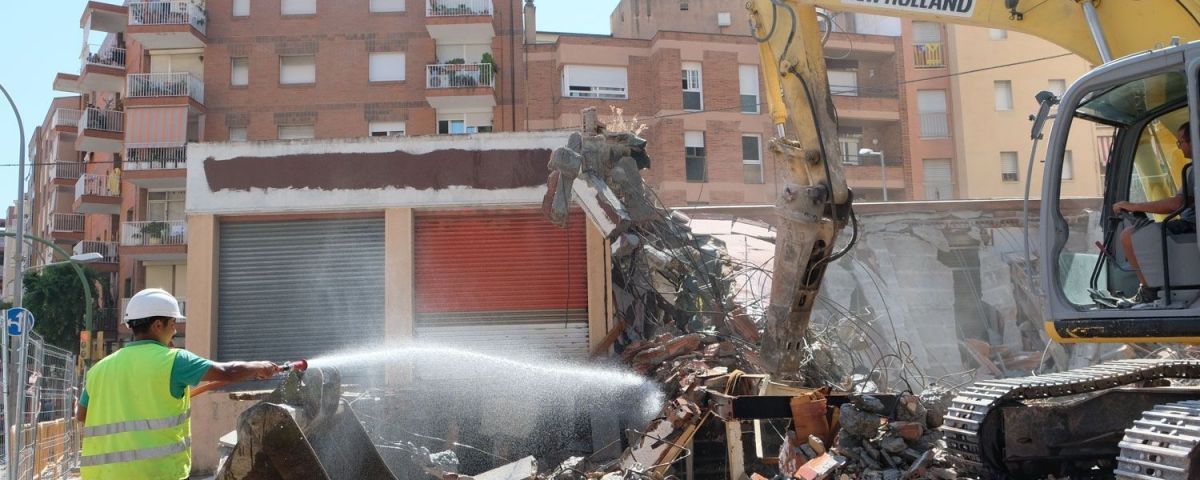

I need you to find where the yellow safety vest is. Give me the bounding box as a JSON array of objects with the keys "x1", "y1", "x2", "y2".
[{"x1": 80, "y1": 342, "x2": 191, "y2": 480}]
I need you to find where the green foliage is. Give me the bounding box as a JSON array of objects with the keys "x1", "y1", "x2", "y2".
[
  {"x1": 22, "y1": 265, "x2": 102, "y2": 352},
  {"x1": 481, "y1": 52, "x2": 498, "y2": 73}
]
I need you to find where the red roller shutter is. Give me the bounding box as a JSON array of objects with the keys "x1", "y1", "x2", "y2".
[{"x1": 415, "y1": 209, "x2": 587, "y2": 313}]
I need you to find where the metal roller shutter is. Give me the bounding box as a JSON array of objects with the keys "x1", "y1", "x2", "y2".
[
  {"x1": 923, "y1": 159, "x2": 955, "y2": 200},
  {"x1": 414, "y1": 209, "x2": 589, "y2": 359},
  {"x1": 217, "y1": 218, "x2": 385, "y2": 362}
]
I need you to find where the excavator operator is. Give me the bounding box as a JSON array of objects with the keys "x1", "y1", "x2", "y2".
[{"x1": 1113, "y1": 121, "x2": 1196, "y2": 303}]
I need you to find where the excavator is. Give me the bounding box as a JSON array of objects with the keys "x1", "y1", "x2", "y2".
[{"x1": 744, "y1": 0, "x2": 1200, "y2": 478}]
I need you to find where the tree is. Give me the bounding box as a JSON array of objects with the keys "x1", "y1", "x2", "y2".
[{"x1": 22, "y1": 265, "x2": 103, "y2": 352}]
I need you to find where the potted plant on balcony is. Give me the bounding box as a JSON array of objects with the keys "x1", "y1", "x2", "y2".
[
  {"x1": 138, "y1": 221, "x2": 170, "y2": 245},
  {"x1": 480, "y1": 52, "x2": 498, "y2": 84}
]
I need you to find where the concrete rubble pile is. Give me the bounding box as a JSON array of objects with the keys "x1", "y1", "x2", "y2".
[{"x1": 531, "y1": 109, "x2": 962, "y2": 479}]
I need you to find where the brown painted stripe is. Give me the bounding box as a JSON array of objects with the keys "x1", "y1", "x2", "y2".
[{"x1": 203, "y1": 148, "x2": 552, "y2": 192}]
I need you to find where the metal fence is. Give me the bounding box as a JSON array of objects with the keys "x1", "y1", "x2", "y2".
[{"x1": 1, "y1": 331, "x2": 80, "y2": 479}]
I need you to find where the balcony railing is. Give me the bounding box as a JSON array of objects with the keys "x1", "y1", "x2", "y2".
[
  {"x1": 51, "y1": 213, "x2": 84, "y2": 232},
  {"x1": 126, "y1": 144, "x2": 186, "y2": 170},
  {"x1": 129, "y1": 1, "x2": 207, "y2": 35},
  {"x1": 426, "y1": 63, "x2": 495, "y2": 89},
  {"x1": 83, "y1": 43, "x2": 127, "y2": 70},
  {"x1": 82, "y1": 108, "x2": 125, "y2": 133},
  {"x1": 914, "y1": 43, "x2": 945, "y2": 68},
  {"x1": 127, "y1": 72, "x2": 204, "y2": 104},
  {"x1": 73, "y1": 241, "x2": 119, "y2": 263},
  {"x1": 919, "y1": 112, "x2": 950, "y2": 138},
  {"x1": 96, "y1": 307, "x2": 120, "y2": 332},
  {"x1": 50, "y1": 162, "x2": 84, "y2": 181},
  {"x1": 52, "y1": 109, "x2": 81, "y2": 130},
  {"x1": 75, "y1": 174, "x2": 119, "y2": 199},
  {"x1": 426, "y1": 0, "x2": 492, "y2": 16},
  {"x1": 121, "y1": 220, "x2": 187, "y2": 247}
]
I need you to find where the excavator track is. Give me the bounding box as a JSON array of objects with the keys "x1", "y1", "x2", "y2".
[{"x1": 941, "y1": 359, "x2": 1200, "y2": 477}]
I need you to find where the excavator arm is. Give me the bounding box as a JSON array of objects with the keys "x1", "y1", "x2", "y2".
[{"x1": 746, "y1": 0, "x2": 1200, "y2": 381}]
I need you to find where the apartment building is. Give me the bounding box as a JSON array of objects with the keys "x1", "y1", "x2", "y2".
[
  {"x1": 946, "y1": 26, "x2": 1105, "y2": 199},
  {"x1": 33, "y1": 0, "x2": 529, "y2": 353}
]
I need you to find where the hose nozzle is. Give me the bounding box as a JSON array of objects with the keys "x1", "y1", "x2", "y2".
[{"x1": 279, "y1": 359, "x2": 308, "y2": 372}]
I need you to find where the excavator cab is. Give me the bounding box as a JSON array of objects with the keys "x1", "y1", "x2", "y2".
[{"x1": 1043, "y1": 41, "x2": 1200, "y2": 342}]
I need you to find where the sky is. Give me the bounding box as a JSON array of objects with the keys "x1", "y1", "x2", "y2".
[{"x1": 0, "y1": 0, "x2": 617, "y2": 216}]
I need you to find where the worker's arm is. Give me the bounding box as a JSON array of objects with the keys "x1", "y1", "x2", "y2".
[
  {"x1": 1113, "y1": 195, "x2": 1186, "y2": 215},
  {"x1": 75, "y1": 404, "x2": 86, "y2": 423},
  {"x1": 201, "y1": 361, "x2": 281, "y2": 383}
]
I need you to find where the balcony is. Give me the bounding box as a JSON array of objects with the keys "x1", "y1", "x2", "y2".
[
  {"x1": 127, "y1": 72, "x2": 205, "y2": 108},
  {"x1": 73, "y1": 173, "x2": 121, "y2": 215},
  {"x1": 914, "y1": 43, "x2": 945, "y2": 68},
  {"x1": 53, "y1": 73, "x2": 82, "y2": 93},
  {"x1": 51, "y1": 109, "x2": 81, "y2": 134},
  {"x1": 121, "y1": 220, "x2": 187, "y2": 260},
  {"x1": 425, "y1": 0, "x2": 494, "y2": 43},
  {"x1": 128, "y1": 1, "x2": 207, "y2": 50},
  {"x1": 426, "y1": 63, "x2": 497, "y2": 110},
  {"x1": 831, "y1": 90, "x2": 900, "y2": 122},
  {"x1": 51, "y1": 213, "x2": 85, "y2": 235},
  {"x1": 79, "y1": 44, "x2": 127, "y2": 93},
  {"x1": 77, "y1": 108, "x2": 125, "y2": 153},
  {"x1": 74, "y1": 240, "x2": 119, "y2": 265},
  {"x1": 50, "y1": 162, "x2": 84, "y2": 186},
  {"x1": 96, "y1": 307, "x2": 120, "y2": 332},
  {"x1": 124, "y1": 144, "x2": 187, "y2": 189}
]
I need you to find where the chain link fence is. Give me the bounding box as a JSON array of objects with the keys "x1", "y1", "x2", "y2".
[{"x1": 1, "y1": 331, "x2": 80, "y2": 479}]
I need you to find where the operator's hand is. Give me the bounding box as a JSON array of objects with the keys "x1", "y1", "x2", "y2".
[
  {"x1": 249, "y1": 361, "x2": 283, "y2": 380},
  {"x1": 1113, "y1": 201, "x2": 1135, "y2": 214}
]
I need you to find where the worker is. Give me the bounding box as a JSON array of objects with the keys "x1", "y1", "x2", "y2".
[
  {"x1": 1113, "y1": 121, "x2": 1196, "y2": 303},
  {"x1": 75, "y1": 288, "x2": 282, "y2": 479}
]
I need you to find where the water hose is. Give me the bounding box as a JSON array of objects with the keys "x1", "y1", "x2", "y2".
[{"x1": 191, "y1": 359, "x2": 308, "y2": 398}]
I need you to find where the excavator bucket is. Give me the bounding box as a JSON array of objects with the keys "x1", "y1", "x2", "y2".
[{"x1": 215, "y1": 367, "x2": 397, "y2": 480}]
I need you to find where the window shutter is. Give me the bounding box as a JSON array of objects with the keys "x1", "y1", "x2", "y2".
[
  {"x1": 231, "y1": 58, "x2": 249, "y2": 86},
  {"x1": 279, "y1": 55, "x2": 316, "y2": 84},
  {"x1": 912, "y1": 22, "x2": 941, "y2": 43},
  {"x1": 369, "y1": 121, "x2": 406, "y2": 136},
  {"x1": 828, "y1": 70, "x2": 858, "y2": 96},
  {"x1": 1063, "y1": 150, "x2": 1074, "y2": 180},
  {"x1": 1000, "y1": 152, "x2": 1019, "y2": 181},
  {"x1": 369, "y1": 0, "x2": 405, "y2": 12},
  {"x1": 281, "y1": 0, "x2": 316, "y2": 15},
  {"x1": 369, "y1": 52, "x2": 406, "y2": 82},
  {"x1": 278, "y1": 125, "x2": 314, "y2": 140},
  {"x1": 233, "y1": 0, "x2": 250, "y2": 16},
  {"x1": 994, "y1": 80, "x2": 1014, "y2": 110},
  {"x1": 923, "y1": 159, "x2": 954, "y2": 200}
]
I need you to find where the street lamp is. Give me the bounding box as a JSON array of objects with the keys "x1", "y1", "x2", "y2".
[
  {"x1": 23, "y1": 252, "x2": 104, "y2": 272},
  {"x1": 859, "y1": 148, "x2": 889, "y2": 202}
]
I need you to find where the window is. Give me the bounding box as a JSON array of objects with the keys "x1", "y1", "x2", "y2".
[
  {"x1": 1048, "y1": 79, "x2": 1066, "y2": 97},
  {"x1": 1001, "y1": 151, "x2": 1020, "y2": 182},
  {"x1": 923, "y1": 159, "x2": 954, "y2": 200},
  {"x1": 437, "y1": 112, "x2": 492, "y2": 135},
  {"x1": 281, "y1": 0, "x2": 316, "y2": 15},
  {"x1": 917, "y1": 90, "x2": 948, "y2": 137},
  {"x1": 685, "y1": 131, "x2": 706, "y2": 182},
  {"x1": 369, "y1": 121, "x2": 406, "y2": 137},
  {"x1": 913, "y1": 22, "x2": 941, "y2": 43},
  {"x1": 828, "y1": 70, "x2": 857, "y2": 96},
  {"x1": 682, "y1": 62, "x2": 703, "y2": 111},
  {"x1": 369, "y1": 52, "x2": 406, "y2": 82},
  {"x1": 989, "y1": 28, "x2": 1007, "y2": 40},
  {"x1": 680, "y1": 2, "x2": 689, "y2": 10},
  {"x1": 739, "y1": 65, "x2": 760, "y2": 113},
  {"x1": 233, "y1": 0, "x2": 250, "y2": 16},
  {"x1": 1063, "y1": 150, "x2": 1074, "y2": 180},
  {"x1": 279, "y1": 55, "x2": 316, "y2": 84},
  {"x1": 228, "y1": 127, "x2": 247, "y2": 141},
  {"x1": 231, "y1": 58, "x2": 249, "y2": 86},
  {"x1": 994, "y1": 80, "x2": 1014, "y2": 111},
  {"x1": 148, "y1": 191, "x2": 185, "y2": 222},
  {"x1": 369, "y1": 0, "x2": 405, "y2": 12},
  {"x1": 839, "y1": 134, "x2": 862, "y2": 165},
  {"x1": 278, "y1": 125, "x2": 314, "y2": 140},
  {"x1": 743, "y1": 135, "x2": 763, "y2": 184},
  {"x1": 562, "y1": 65, "x2": 628, "y2": 99}
]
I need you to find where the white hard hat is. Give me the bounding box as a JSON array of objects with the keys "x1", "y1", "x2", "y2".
[{"x1": 124, "y1": 288, "x2": 186, "y2": 323}]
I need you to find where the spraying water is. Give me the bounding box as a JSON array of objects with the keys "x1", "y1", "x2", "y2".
[{"x1": 307, "y1": 340, "x2": 665, "y2": 433}]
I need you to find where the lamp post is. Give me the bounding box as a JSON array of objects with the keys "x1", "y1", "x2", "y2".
[
  {"x1": 0, "y1": 232, "x2": 96, "y2": 480},
  {"x1": 859, "y1": 148, "x2": 888, "y2": 201}
]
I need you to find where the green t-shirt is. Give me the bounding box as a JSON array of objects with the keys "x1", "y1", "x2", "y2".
[{"x1": 79, "y1": 340, "x2": 213, "y2": 407}]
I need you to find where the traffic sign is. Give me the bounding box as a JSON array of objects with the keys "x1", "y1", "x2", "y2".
[{"x1": 6, "y1": 308, "x2": 34, "y2": 336}]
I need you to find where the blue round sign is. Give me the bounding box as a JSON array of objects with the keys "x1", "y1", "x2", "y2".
[{"x1": 6, "y1": 308, "x2": 34, "y2": 336}]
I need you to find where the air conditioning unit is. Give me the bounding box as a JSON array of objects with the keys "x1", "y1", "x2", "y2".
[{"x1": 717, "y1": 12, "x2": 732, "y2": 27}]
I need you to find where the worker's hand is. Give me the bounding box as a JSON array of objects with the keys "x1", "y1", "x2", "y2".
[
  {"x1": 249, "y1": 361, "x2": 283, "y2": 380},
  {"x1": 1113, "y1": 201, "x2": 1135, "y2": 214}
]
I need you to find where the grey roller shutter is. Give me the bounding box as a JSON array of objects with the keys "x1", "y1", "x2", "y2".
[
  {"x1": 217, "y1": 218, "x2": 385, "y2": 363},
  {"x1": 923, "y1": 159, "x2": 954, "y2": 200}
]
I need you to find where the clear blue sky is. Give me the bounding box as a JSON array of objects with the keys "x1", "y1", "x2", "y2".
[{"x1": 0, "y1": 0, "x2": 616, "y2": 214}]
